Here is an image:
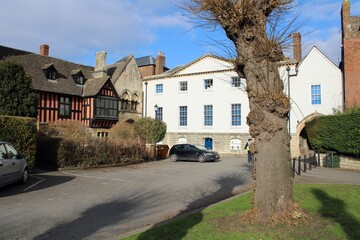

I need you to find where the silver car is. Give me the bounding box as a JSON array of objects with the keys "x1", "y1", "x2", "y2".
[{"x1": 0, "y1": 141, "x2": 29, "y2": 187}]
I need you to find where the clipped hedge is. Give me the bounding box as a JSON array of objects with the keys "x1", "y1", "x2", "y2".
[
  {"x1": 37, "y1": 136, "x2": 146, "y2": 169},
  {"x1": 0, "y1": 115, "x2": 37, "y2": 168},
  {"x1": 305, "y1": 112, "x2": 360, "y2": 156}
]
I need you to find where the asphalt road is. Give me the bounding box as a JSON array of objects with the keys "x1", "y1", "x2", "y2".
[{"x1": 0, "y1": 156, "x2": 253, "y2": 240}]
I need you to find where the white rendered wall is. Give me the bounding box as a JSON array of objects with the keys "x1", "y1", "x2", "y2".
[
  {"x1": 280, "y1": 47, "x2": 343, "y2": 134},
  {"x1": 145, "y1": 71, "x2": 250, "y2": 134}
]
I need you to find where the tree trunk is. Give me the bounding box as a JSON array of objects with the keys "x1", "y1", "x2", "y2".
[
  {"x1": 237, "y1": 48, "x2": 294, "y2": 221},
  {"x1": 181, "y1": 0, "x2": 298, "y2": 223}
]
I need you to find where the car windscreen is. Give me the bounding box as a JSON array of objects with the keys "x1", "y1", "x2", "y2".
[{"x1": 194, "y1": 145, "x2": 208, "y2": 151}]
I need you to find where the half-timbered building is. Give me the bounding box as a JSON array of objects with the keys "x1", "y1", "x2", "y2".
[{"x1": 0, "y1": 45, "x2": 120, "y2": 132}]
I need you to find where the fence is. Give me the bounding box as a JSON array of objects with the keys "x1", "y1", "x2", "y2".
[{"x1": 292, "y1": 153, "x2": 319, "y2": 178}]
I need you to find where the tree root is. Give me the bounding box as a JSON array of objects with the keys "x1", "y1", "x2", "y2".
[{"x1": 240, "y1": 203, "x2": 309, "y2": 226}]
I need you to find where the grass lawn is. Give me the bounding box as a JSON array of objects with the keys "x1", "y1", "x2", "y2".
[{"x1": 123, "y1": 184, "x2": 360, "y2": 240}]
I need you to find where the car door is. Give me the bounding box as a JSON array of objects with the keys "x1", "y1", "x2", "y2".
[
  {"x1": 3, "y1": 143, "x2": 23, "y2": 183},
  {"x1": 175, "y1": 145, "x2": 187, "y2": 160},
  {"x1": 0, "y1": 143, "x2": 11, "y2": 185},
  {"x1": 185, "y1": 145, "x2": 200, "y2": 161}
]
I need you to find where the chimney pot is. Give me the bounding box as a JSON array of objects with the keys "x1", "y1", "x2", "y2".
[
  {"x1": 155, "y1": 51, "x2": 166, "y2": 75},
  {"x1": 293, "y1": 32, "x2": 302, "y2": 63},
  {"x1": 40, "y1": 44, "x2": 49, "y2": 56},
  {"x1": 93, "y1": 51, "x2": 107, "y2": 78}
]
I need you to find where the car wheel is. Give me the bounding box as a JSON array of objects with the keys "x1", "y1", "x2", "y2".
[
  {"x1": 20, "y1": 168, "x2": 28, "y2": 184},
  {"x1": 198, "y1": 155, "x2": 206, "y2": 163},
  {"x1": 170, "y1": 154, "x2": 178, "y2": 162}
]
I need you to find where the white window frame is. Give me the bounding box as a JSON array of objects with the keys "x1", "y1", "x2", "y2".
[{"x1": 179, "y1": 81, "x2": 188, "y2": 92}]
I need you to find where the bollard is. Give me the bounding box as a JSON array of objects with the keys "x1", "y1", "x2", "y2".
[
  {"x1": 309, "y1": 154, "x2": 312, "y2": 170},
  {"x1": 292, "y1": 158, "x2": 296, "y2": 178},
  {"x1": 298, "y1": 156, "x2": 301, "y2": 175},
  {"x1": 303, "y1": 155, "x2": 307, "y2": 173}
]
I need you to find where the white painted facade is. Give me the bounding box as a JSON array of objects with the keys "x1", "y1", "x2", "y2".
[
  {"x1": 143, "y1": 55, "x2": 250, "y2": 154},
  {"x1": 280, "y1": 46, "x2": 343, "y2": 155},
  {"x1": 143, "y1": 48, "x2": 343, "y2": 156}
]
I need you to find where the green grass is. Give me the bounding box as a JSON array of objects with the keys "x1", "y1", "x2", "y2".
[{"x1": 123, "y1": 184, "x2": 360, "y2": 240}]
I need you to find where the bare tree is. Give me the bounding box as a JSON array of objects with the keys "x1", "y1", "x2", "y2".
[{"x1": 182, "y1": 0, "x2": 301, "y2": 222}]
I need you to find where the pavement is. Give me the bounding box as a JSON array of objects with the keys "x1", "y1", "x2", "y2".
[{"x1": 294, "y1": 166, "x2": 360, "y2": 184}]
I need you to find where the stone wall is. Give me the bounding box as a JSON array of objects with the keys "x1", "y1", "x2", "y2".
[
  {"x1": 163, "y1": 132, "x2": 251, "y2": 155},
  {"x1": 340, "y1": 155, "x2": 360, "y2": 170}
]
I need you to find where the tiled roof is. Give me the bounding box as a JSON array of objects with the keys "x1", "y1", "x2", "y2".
[
  {"x1": 135, "y1": 55, "x2": 155, "y2": 67},
  {"x1": 0, "y1": 45, "x2": 94, "y2": 96},
  {"x1": 82, "y1": 76, "x2": 109, "y2": 97}
]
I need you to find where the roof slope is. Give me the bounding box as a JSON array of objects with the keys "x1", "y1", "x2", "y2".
[
  {"x1": 144, "y1": 54, "x2": 238, "y2": 80},
  {"x1": 0, "y1": 45, "x2": 95, "y2": 96}
]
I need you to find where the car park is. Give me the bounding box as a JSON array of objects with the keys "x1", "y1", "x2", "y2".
[
  {"x1": 0, "y1": 141, "x2": 29, "y2": 187},
  {"x1": 168, "y1": 144, "x2": 220, "y2": 162}
]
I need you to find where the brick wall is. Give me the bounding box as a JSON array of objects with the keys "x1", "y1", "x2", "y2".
[
  {"x1": 139, "y1": 65, "x2": 155, "y2": 78},
  {"x1": 343, "y1": 35, "x2": 360, "y2": 106},
  {"x1": 341, "y1": 1, "x2": 360, "y2": 107}
]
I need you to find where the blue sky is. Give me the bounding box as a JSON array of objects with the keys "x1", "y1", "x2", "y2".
[{"x1": 1, "y1": 0, "x2": 360, "y2": 69}]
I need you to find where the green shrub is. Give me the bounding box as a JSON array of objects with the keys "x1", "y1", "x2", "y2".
[
  {"x1": 53, "y1": 138, "x2": 145, "y2": 168},
  {"x1": 0, "y1": 115, "x2": 37, "y2": 168},
  {"x1": 37, "y1": 121, "x2": 146, "y2": 168},
  {"x1": 306, "y1": 112, "x2": 360, "y2": 156}
]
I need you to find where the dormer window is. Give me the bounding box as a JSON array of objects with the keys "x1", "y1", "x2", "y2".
[
  {"x1": 42, "y1": 63, "x2": 57, "y2": 80},
  {"x1": 71, "y1": 69, "x2": 85, "y2": 85}
]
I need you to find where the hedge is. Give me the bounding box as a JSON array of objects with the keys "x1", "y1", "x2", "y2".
[
  {"x1": 0, "y1": 115, "x2": 37, "y2": 168},
  {"x1": 305, "y1": 112, "x2": 360, "y2": 156},
  {"x1": 37, "y1": 136, "x2": 146, "y2": 169}
]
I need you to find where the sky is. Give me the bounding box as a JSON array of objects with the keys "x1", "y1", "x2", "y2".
[{"x1": 1, "y1": 0, "x2": 360, "y2": 69}]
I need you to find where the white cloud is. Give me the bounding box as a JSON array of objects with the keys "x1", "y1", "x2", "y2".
[{"x1": 0, "y1": 0, "x2": 189, "y2": 65}]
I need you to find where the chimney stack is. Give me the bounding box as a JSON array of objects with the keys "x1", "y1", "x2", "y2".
[
  {"x1": 93, "y1": 51, "x2": 107, "y2": 78},
  {"x1": 40, "y1": 44, "x2": 49, "y2": 56},
  {"x1": 293, "y1": 32, "x2": 302, "y2": 63},
  {"x1": 155, "y1": 51, "x2": 165, "y2": 75}
]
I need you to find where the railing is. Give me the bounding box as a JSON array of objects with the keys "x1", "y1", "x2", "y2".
[{"x1": 292, "y1": 153, "x2": 319, "y2": 178}]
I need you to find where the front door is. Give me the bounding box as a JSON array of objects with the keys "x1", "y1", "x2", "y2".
[{"x1": 204, "y1": 138, "x2": 213, "y2": 150}]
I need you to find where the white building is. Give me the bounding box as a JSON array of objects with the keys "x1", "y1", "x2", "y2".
[
  {"x1": 143, "y1": 54, "x2": 250, "y2": 154},
  {"x1": 143, "y1": 46, "x2": 343, "y2": 156},
  {"x1": 280, "y1": 46, "x2": 343, "y2": 156}
]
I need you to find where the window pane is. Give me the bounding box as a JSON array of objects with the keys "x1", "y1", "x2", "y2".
[
  {"x1": 156, "y1": 84, "x2": 163, "y2": 93},
  {"x1": 231, "y1": 77, "x2": 241, "y2": 87},
  {"x1": 231, "y1": 104, "x2": 241, "y2": 126},
  {"x1": 59, "y1": 96, "x2": 71, "y2": 117},
  {"x1": 179, "y1": 106, "x2": 187, "y2": 126},
  {"x1": 156, "y1": 107, "x2": 163, "y2": 121},
  {"x1": 180, "y1": 81, "x2": 188, "y2": 91},
  {"x1": 204, "y1": 105, "x2": 213, "y2": 126},
  {"x1": 204, "y1": 79, "x2": 213, "y2": 89},
  {"x1": 311, "y1": 85, "x2": 321, "y2": 105}
]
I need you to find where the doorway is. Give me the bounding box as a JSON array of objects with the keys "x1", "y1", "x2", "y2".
[{"x1": 204, "y1": 138, "x2": 213, "y2": 150}]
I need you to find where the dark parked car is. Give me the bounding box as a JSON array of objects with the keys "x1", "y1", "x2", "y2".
[
  {"x1": 0, "y1": 141, "x2": 29, "y2": 187},
  {"x1": 168, "y1": 144, "x2": 220, "y2": 162}
]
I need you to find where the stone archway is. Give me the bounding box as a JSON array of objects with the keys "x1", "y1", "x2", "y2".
[
  {"x1": 295, "y1": 112, "x2": 323, "y2": 156},
  {"x1": 120, "y1": 91, "x2": 131, "y2": 111}
]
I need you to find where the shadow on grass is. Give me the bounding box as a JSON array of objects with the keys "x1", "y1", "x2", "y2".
[
  {"x1": 135, "y1": 172, "x2": 251, "y2": 240},
  {"x1": 312, "y1": 188, "x2": 360, "y2": 240}
]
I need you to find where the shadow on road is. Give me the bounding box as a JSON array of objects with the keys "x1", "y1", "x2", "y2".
[
  {"x1": 0, "y1": 172, "x2": 75, "y2": 197},
  {"x1": 135, "y1": 172, "x2": 251, "y2": 240},
  {"x1": 33, "y1": 188, "x2": 162, "y2": 240},
  {"x1": 312, "y1": 188, "x2": 360, "y2": 240}
]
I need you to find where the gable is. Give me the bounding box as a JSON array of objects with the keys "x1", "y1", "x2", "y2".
[
  {"x1": 175, "y1": 55, "x2": 233, "y2": 75},
  {"x1": 299, "y1": 47, "x2": 341, "y2": 76}
]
